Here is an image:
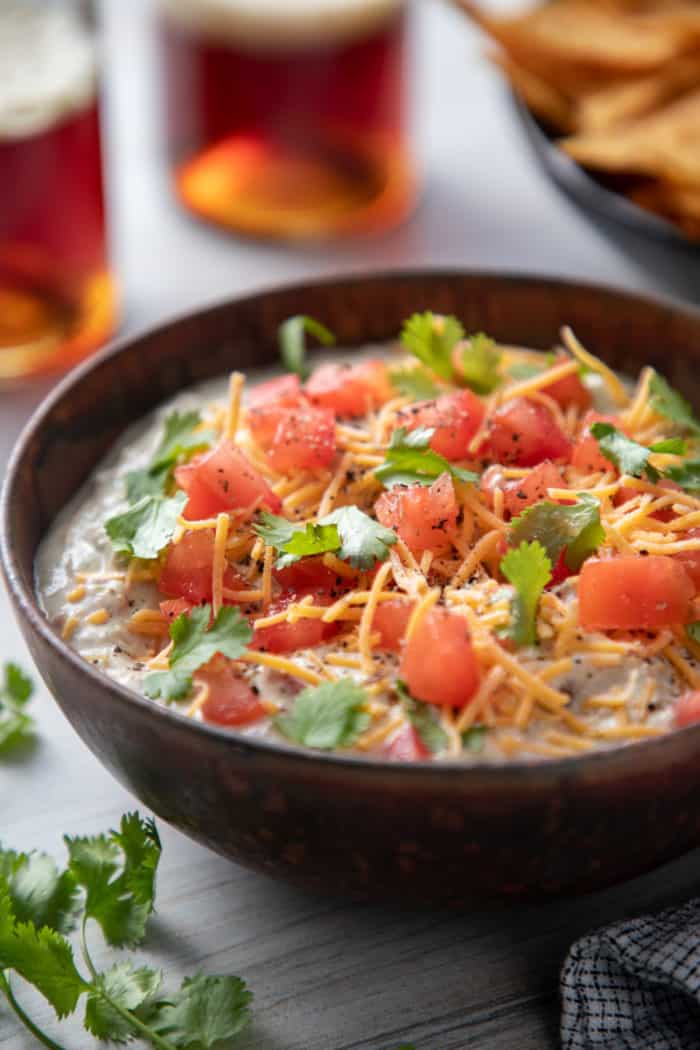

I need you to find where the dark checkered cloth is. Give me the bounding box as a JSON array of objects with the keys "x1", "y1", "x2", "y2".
[{"x1": 561, "y1": 899, "x2": 700, "y2": 1048}]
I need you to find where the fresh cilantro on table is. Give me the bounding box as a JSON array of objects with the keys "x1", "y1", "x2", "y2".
[
  {"x1": 461, "y1": 725, "x2": 488, "y2": 753},
  {"x1": 687, "y1": 622, "x2": 700, "y2": 645},
  {"x1": 400, "y1": 312, "x2": 464, "y2": 381},
  {"x1": 253, "y1": 507, "x2": 397, "y2": 570},
  {"x1": 388, "y1": 365, "x2": 440, "y2": 401},
  {"x1": 590, "y1": 423, "x2": 686, "y2": 482},
  {"x1": 144, "y1": 604, "x2": 252, "y2": 702},
  {"x1": 0, "y1": 812, "x2": 253, "y2": 1049},
  {"x1": 0, "y1": 663, "x2": 35, "y2": 755},
  {"x1": 500, "y1": 541, "x2": 552, "y2": 647},
  {"x1": 125, "y1": 411, "x2": 215, "y2": 503},
  {"x1": 509, "y1": 494, "x2": 604, "y2": 572},
  {"x1": 395, "y1": 680, "x2": 448, "y2": 753},
  {"x1": 458, "y1": 333, "x2": 501, "y2": 394},
  {"x1": 278, "y1": 315, "x2": 335, "y2": 380},
  {"x1": 374, "y1": 426, "x2": 479, "y2": 488},
  {"x1": 649, "y1": 372, "x2": 700, "y2": 436},
  {"x1": 274, "y1": 679, "x2": 370, "y2": 750},
  {"x1": 105, "y1": 491, "x2": 187, "y2": 561}
]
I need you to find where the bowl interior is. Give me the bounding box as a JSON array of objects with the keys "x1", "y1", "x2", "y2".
[{"x1": 4, "y1": 270, "x2": 700, "y2": 766}]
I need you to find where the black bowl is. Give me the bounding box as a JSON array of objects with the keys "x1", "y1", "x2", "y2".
[{"x1": 4, "y1": 271, "x2": 700, "y2": 904}]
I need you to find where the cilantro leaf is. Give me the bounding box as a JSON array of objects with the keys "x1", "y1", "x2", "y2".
[
  {"x1": 462, "y1": 725, "x2": 488, "y2": 753},
  {"x1": 254, "y1": 508, "x2": 397, "y2": 571},
  {"x1": 388, "y1": 365, "x2": 440, "y2": 400},
  {"x1": 0, "y1": 888, "x2": 87, "y2": 1017},
  {"x1": 278, "y1": 315, "x2": 335, "y2": 380},
  {"x1": 144, "y1": 605, "x2": 253, "y2": 702},
  {"x1": 375, "y1": 426, "x2": 479, "y2": 488},
  {"x1": 500, "y1": 541, "x2": 552, "y2": 647},
  {"x1": 65, "y1": 813, "x2": 161, "y2": 947},
  {"x1": 148, "y1": 973, "x2": 252, "y2": 1048},
  {"x1": 459, "y1": 333, "x2": 501, "y2": 394},
  {"x1": 253, "y1": 513, "x2": 340, "y2": 569},
  {"x1": 275, "y1": 680, "x2": 370, "y2": 750},
  {"x1": 125, "y1": 412, "x2": 214, "y2": 502},
  {"x1": 666, "y1": 459, "x2": 700, "y2": 493},
  {"x1": 322, "y1": 505, "x2": 397, "y2": 569},
  {"x1": 105, "y1": 491, "x2": 187, "y2": 560},
  {"x1": 649, "y1": 372, "x2": 700, "y2": 436},
  {"x1": 509, "y1": 494, "x2": 604, "y2": 572},
  {"x1": 400, "y1": 312, "x2": 464, "y2": 381},
  {"x1": 687, "y1": 622, "x2": 700, "y2": 645},
  {"x1": 591, "y1": 423, "x2": 686, "y2": 482},
  {"x1": 0, "y1": 662, "x2": 35, "y2": 754},
  {"x1": 84, "y1": 961, "x2": 162, "y2": 1043},
  {"x1": 396, "y1": 681, "x2": 447, "y2": 753},
  {"x1": 0, "y1": 849, "x2": 80, "y2": 935}
]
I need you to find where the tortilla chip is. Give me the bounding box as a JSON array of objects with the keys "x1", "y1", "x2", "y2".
[
  {"x1": 561, "y1": 89, "x2": 700, "y2": 185},
  {"x1": 576, "y1": 57, "x2": 700, "y2": 133},
  {"x1": 492, "y1": 53, "x2": 575, "y2": 133}
]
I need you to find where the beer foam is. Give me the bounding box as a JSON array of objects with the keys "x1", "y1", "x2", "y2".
[
  {"x1": 159, "y1": 0, "x2": 403, "y2": 49},
  {"x1": 0, "y1": 2, "x2": 96, "y2": 141}
]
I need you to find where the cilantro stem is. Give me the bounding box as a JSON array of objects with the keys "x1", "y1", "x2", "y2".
[
  {"x1": 0, "y1": 971, "x2": 67, "y2": 1050},
  {"x1": 79, "y1": 918, "x2": 175, "y2": 1050}
]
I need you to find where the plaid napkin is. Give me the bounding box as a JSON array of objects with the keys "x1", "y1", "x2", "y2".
[{"x1": 561, "y1": 898, "x2": 700, "y2": 1049}]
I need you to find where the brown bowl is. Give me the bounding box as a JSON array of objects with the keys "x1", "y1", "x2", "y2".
[{"x1": 4, "y1": 271, "x2": 700, "y2": 904}]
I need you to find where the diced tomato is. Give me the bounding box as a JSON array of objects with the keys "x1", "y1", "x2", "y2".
[
  {"x1": 273, "y1": 556, "x2": 352, "y2": 600},
  {"x1": 182, "y1": 476, "x2": 228, "y2": 521},
  {"x1": 371, "y1": 599, "x2": 414, "y2": 651},
  {"x1": 548, "y1": 551, "x2": 573, "y2": 588},
  {"x1": 673, "y1": 528, "x2": 700, "y2": 591},
  {"x1": 193, "y1": 441, "x2": 281, "y2": 514},
  {"x1": 197, "y1": 657, "x2": 265, "y2": 727},
  {"x1": 571, "y1": 412, "x2": 621, "y2": 475},
  {"x1": 160, "y1": 598, "x2": 193, "y2": 622},
  {"x1": 400, "y1": 607, "x2": 480, "y2": 708},
  {"x1": 159, "y1": 530, "x2": 246, "y2": 604},
  {"x1": 265, "y1": 404, "x2": 336, "y2": 474},
  {"x1": 481, "y1": 460, "x2": 564, "y2": 519},
  {"x1": 252, "y1": 596, "x2": 338, "y2": 653},
  {"x1": 674, "y1": 691, "x2": 700, "y2": 728},
  {"x1": 382, "y1": 725, "x2": 430, "y2": 761},
  {"x1": 248, "y1": 374, "x2": 302, "y2": 408},
  {"x1": 174, "y1": 456, "x2": 200, "y2": 492},
  {"x1": 375, "y1": 473, "x2": 458, "y2": 556},
  {"x1": 306, "y1": 359, "x2": 392, "y2": 416},
  {"x1": 481, "y1": 398, "x2": 571, "y2": 467},
  {"x1": 578, "y1": 555, "x2": 694, "y2": 631},
  {"x1": 541, "y1": 353, "x2": 591, "y2": 411},
  {"x1": 397, "y1": 389, "x2": 485, "y2": 461}
]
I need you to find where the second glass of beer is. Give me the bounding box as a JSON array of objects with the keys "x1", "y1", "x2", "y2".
[{"x1": 157, "y1": 0, "x2": 415, "y2": 240}]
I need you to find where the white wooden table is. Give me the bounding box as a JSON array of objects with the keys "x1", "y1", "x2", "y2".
[{"x1": 2, "y1": 2, "x2": 700, "y2": 1046}]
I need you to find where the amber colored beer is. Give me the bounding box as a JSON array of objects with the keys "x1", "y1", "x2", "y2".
[
  {"x1": 158, "y1": 0, "x2": 415, "y2": 240},
  {"x1": 0, "y1": 3, "x2": 117, "y2": 382}
]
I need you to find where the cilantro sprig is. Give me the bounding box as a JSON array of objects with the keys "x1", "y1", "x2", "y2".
[
  {"x1": 105, "y1": 491, "x2": 187, "y2": 561},
  {"x1": 400, "y1": 312, "x2": 464, "y2": 381},
  {"x1": 395, "y1": 681, "x2": 448, "y2": 753},
  {"x1": 0, "y1": 664, "x2": 35, "y2": 755},
  {"x1": 253, "y1": 506, "x2": 397, "y2": 570},
  {"x1": 500, "y1": 541, "x2": 552, "y2": 647},
  {"x1": 591, "y1": 423, "x2": 686, "y2": 482},
  {"x1": 649, "y1": 373, "x2": 700, "y2": 436},
  {"x1": 458, "y1": 333, "x2": 501, "y2": 395},
  {"x1": 274, "y1": 680, "x2": 370, "y2": 750},
  {"x1": 509, "y1": 494, "x2": 604, "y2": 572},
  {"x1": 375, "y1": 427, "x2": 479, "y2": 488},
  {"x1": 278, "y1": 315, "x2": 335, "y2": 380},
  {"x1": 0, "y1": 813, "x2": 252, "y2": 1049},
  {"x1": 144, "y1": 604, "x2": 252, "y2": 702},
  {"x1": 388, "y1": 365, "x2": 440, "y2": 401},
  {"x1": 126, "y1": 412, "x2": 216, "y2": 503}
]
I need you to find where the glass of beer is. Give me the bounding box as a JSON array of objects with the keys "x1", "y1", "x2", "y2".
[
  {"x1": 0, "y1": 0, "x2": 117, "y2": 384},
  {"x1": 157, "y1": 0, "x2": 416, "y2": 240}
]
